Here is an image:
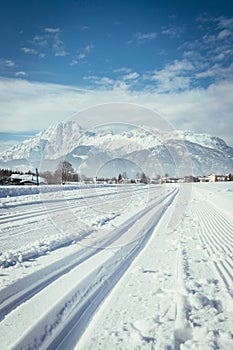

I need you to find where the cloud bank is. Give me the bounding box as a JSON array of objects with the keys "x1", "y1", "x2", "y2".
[{"x1": 0, "y1": 76, "x2": 232, "y2": 148}]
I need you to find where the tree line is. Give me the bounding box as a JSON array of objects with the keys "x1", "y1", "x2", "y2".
[
  {"x1": 0, "y1": 161, "x2": 77, "y2": 185},
  {"x1": 42, "y1": 161, "x2": 79, "y2": 184},
  {"x1": 0, "y1": 161, "x2": 96, "y2": 185},
  {"x1": 0, "y1": 168, "x2": 35, "y2": 185},
  {"x1": 0, "y1": 161, "x2": 151, "y2": 185}
]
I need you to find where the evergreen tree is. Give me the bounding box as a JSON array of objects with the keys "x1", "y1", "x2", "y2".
[
  {"x1": 140, "y1": 172, "x2": 148, "y2": 184},
  {"x1": 118, "y1": 173, "x2": 122, "y2": 182}
]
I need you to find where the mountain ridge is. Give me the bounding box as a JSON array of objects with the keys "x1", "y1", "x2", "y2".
[{"x1": 0, "y1": 120, "x2": 232, "y2": 177}]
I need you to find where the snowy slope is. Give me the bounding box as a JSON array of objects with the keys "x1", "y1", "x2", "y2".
[
  {"x1": 0, "y1": 120, "x2": 232, "y2": 175},
  {"x1": 0, "y1": 121, "x2": 83, "y2": 164}
]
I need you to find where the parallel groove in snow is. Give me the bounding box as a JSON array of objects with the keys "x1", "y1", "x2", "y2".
[
  {"x1": 1, "y1": 184, "x2": 233, "y2": 350},
  {"x1": 44, "y1": 190, "x2": 178, "y2": 350},
  {"x1": 0, "y1": 188, "x2": 177, "y2": 350},
  {"x1": 0, "y1": 185, "x2": 164, "y2": 264},
  {"x1": 0, "y1": 186, "x2": 147, "y2": 225},
  {"x1": 0, "y1": 188, "x2": 175, "y2": 319},
  {"x1": 192, "y1": 199, "x2": 233, "y2": 296}
]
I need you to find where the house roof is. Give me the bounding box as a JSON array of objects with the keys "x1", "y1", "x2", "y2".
[{"x1": 11, "y1": 174, "x2": 46, "y2": 184}]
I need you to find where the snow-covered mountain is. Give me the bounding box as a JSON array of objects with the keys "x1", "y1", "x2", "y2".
[{"x1": 0, "y1": 120, "x2": 232, "y2": 176}]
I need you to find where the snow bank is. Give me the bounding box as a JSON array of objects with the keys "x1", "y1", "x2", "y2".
[{"x1": 0, "y1": 184, "x2": 116, "y2": 198}]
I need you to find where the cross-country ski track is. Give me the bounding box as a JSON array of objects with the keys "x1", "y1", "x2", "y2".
[{"x1": 0, "y1": 183, "x2": 233, "y2": 349}]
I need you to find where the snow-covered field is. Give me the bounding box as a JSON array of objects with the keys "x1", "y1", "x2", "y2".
[{"x1": 0, "y1": 182, "x2": 232, "y2": 349}]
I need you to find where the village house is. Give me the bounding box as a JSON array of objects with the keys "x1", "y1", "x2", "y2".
[
  {"x1": 198, "y1": 176, "x2": 209, "y2": 182},
  {"x1": 93, "y1": 177, "x2": 118, "y2": 185},
  {"x1": 10, "y1": 174, "x2": 47, "y2": 185},
  {"x1": 184, "y1": 175, "x2": 198, "y2": 183},
  {"x1": 208, "y1": 174, "x2": 231, "y2": 182}
]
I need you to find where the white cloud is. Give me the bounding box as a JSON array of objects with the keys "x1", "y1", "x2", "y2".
[
  {"x1": 70, "y1": 44, "x2": 94, "y2": 66},
  {"x1": 177, "y1": 20, "x2": 233, "y2": 92},
  {"x1": 28, "y1": 28, "x2": 68, "y2": 57},
  {"x1": 54, "y1": 50, "x2": 68, "y2": 57},
  {"x1": 166, "y1": 59, "x2": 194, "y2": 72},
  {"x1": 161, "y1": 28, "x2": 177, "y2": 38},
  {"x1": 216, "y1": 16, "x2": 233, "y2": 30},
  {"x1": 15, "y1": 71, "x2": 27, "y2": 77},
  {"x1": 21, "y1": 47, "x2": 38, "y2": 55},
  {"x1": 0, "y1": 59, "x2": 15, "y2": 67},
  {"x1": 144, "y1": 59, "x2": 194, "y2": 92},
  {"x1": 83, "y1": 74, "x2": 139, "y2": 90},
  {"x1": 5, "y1": 60, "x2": 15, "y2": 67},
  {"x1": 83, "y1": 75, "x2": 98, "y2": 80},
  {"x1": 84, "y1": 44, "x2": 94, "y2": 53},
  {"x1": 123, "y1": 72, "x2": 139, "y2": 81},
  {"x1": 218, "y1": 29, "x2": 232, "y2": 40},
  {"x1": 113, "y1": 67, "x2": 132, "y2": 74},
  {"x1": 32, "y1": 35, "x2": 48, "y2": 47},
  {"x1": 136, "y1": 32, "x2": 157, "y2": 41},
  {"x1": 188, "y1": 15, "x2": 233, "y2": 72},
  {"x1": 53, "y1": 34, "x2": 68, "y2": 56},
  {"x1": 98, "y1": 77, "x2": 114, "y2": 85},
  {"x1": 128, "y1": 32, "x2": 157, "y2": 44},
  {"x1": 77, "y1": 53, "x2": 86, "y2": 60},
  {"x1": 0, "y1": 76, "x2": 232, "y2": 147},
  {"x1": 214, "y1": 53, "x2": 226, "y2": 61},
  {"x1": 84, "y1": 76, "x2": 115, "y2": 86},
  {"x1": 21, "y1": 47, "x2": 46, "y2": 59},
  {"x1": 70, "y1": 60, "x2": 78, "y2": 66},
  {"x1": 81, "y1": 26, "x2": 89, "y2": 31},
  {"x1": 196, "y1": 62, "x2": 233, "y2": 79},
  {"x1": 161, "y1": 25, "x2": 184, "y2": 38},
  {"x1": 45, "y1": 28, "x2": 60, "y2": 33}
]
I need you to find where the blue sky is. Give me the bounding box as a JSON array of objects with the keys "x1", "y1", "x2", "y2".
[{"x1": 0, "y1": 0, "x2": 233, "y2": 150}]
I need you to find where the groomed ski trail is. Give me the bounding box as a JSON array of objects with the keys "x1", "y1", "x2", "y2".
[{"x1": 0, "y1": 187, "x2": 177, "y2": 350}]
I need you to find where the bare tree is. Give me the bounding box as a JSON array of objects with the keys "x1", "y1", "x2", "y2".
[{"x1": 55, "y1": 161, "x2": 74, "y2": 184}]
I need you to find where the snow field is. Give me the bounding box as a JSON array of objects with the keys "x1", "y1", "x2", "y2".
[
  {"x1": 0, "y1": 184, "x2": 173, "y2": 348},
  {"x1": 0, "y1": 182, "x2": 232, "y2": 349},
  {"x1": 0, "y1": 184, "x2": 155, "y2": 268},
  {"x1": 77, "y1": 183, "x2": 233, "y2": 350}
]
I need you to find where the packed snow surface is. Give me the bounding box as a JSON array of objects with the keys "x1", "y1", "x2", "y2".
[{"x1": 0, "y1": 182, "x2": 233, "y2": 349}]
